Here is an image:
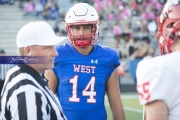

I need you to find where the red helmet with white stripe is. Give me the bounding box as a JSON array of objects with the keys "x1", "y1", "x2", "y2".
[
  {"x1": 65, "y1": 3, "x2": 100, "y2": 47},
  {"x1": 158, "y1": 0, "x2": 180, "y2": 55}
]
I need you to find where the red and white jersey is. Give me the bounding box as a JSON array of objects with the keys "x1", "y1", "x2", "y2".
[{"x1": 136, "y1": 51, "x2": 180, "y2": 120}]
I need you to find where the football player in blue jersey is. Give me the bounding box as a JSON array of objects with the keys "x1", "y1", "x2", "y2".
[{"x1": 45, "y1": 3, "x2": 126, "y2": 120}]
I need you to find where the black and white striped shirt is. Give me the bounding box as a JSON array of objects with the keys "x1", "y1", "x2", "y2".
[{"x1": 0, "y1": 64, "x2": 67, "y2": 120}]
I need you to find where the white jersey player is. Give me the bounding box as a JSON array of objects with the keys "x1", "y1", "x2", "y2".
[{"x1": 136, "y1": 0, "x2": 180, "y2": 120}]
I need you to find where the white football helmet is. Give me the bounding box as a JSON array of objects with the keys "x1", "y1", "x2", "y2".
[
  {"x1": 158, "y1": 0, "x2": 180, "y2": 54},
  {"x1": 65, "y1": 3, "x2": 100, "y2": 47}
]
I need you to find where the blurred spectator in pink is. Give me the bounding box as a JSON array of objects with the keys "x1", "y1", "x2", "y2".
[
  {"x1": 155, "y1": 2, "x2": 163, "y2": 11},
  {"x1": 108, "y1": 11, "x2": 115, "y2": 22},
  {"x1": 113, "y1": 21, "x2": 122, "y2": 48},
  {"x1": 93, "y1": 0, "x2": 103, "y2": 11},
  {"x1": 105, "y1": 0, "x2": 112, "y2": 8},
  {"x1": 148, "y1": 13, "x2": 155, "y2": 20},
  {"x1": 141, "y1": 11, "x2": 148, "y2": 20},
  {"x1": 144, "y1": 2, "x2": 151, "y2": 8},
  {"x1": 118, "y1": 6, "x2": 130, "y2": 20},
  {"x1": 24, "y1": 1, "x2": 34, "y2": 16},
  {"x1": 115, "y1": 0, "x2": 121, "y2": 8}
]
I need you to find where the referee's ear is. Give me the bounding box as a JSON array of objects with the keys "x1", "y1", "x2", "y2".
[{"x1": 24, "y1": 46, "x2": 32, "y2": 56}]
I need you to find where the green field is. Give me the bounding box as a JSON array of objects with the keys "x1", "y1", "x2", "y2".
[{"x1": 105, "y1": 92, "x2": 143, "y2": 120}]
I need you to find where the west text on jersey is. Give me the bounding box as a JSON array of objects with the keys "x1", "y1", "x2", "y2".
[{"x1": 73, "y1": 64, "x2": 96, "y2": 73}]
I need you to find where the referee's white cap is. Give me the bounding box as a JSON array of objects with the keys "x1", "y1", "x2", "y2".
[{"x1": 16, "y1": 21, "x2": 67, "y2": 48}]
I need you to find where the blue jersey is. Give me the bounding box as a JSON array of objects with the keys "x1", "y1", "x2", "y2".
[{"x1": 53, "y1": 44, "x2": 120, "y2": 120}]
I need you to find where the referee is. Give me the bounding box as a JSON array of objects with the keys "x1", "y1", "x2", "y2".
[{"x1": 0, "y1": 21, "x2": 67, "y2": 120}]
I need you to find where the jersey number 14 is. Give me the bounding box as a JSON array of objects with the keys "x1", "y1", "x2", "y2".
[{"x1": 69, "y1": 75, "x2": 96, "y2": 103}]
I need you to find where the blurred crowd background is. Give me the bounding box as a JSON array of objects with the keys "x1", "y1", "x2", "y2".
[{"x1": 0, "y1": 0, "x2": 167, "y2": 85}]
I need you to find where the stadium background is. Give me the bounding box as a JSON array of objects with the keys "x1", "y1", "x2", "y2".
[{"x1": 0, "y1": 0, "x2": 166, "y2": 119}]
